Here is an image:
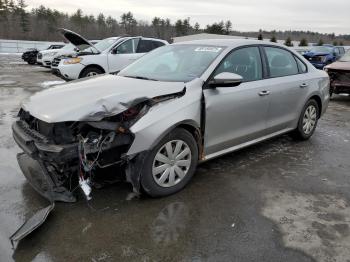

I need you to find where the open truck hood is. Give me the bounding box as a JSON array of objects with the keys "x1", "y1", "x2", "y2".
[
  {"x1": 58, "y1": 28, "x2": 99, "y2": 53},
  {"x1": 22, "y1": 75, "x2": 186, "y2": 123}
]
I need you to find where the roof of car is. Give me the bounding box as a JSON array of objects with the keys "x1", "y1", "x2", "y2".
[{"x1": 173, "y1": 39, "x2": 286, "y2": 48}]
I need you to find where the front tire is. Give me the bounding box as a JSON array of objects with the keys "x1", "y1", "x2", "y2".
[
  {"x1": 292, "y1": 99, "x2": 319, "y2": 140},
  {"x1": 80, "y1": 66, "x2": 103, "y2": 78},
  {"x1": 141, "y1": 128, "x2": 198, "y2": 197}
]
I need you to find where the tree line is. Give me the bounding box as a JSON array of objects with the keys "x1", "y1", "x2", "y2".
[{"x1": 0, "y1": 0, "x2": 349, "y2": 45}]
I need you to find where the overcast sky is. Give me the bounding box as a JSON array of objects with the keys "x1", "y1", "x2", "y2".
[{"x1": 26, "y1": 0, "x2": 350, "y2": 35}]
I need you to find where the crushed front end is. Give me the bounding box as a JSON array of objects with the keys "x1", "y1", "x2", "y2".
[
  {"x1": 12, "y1": 105, "x2": 146, "y2": 202},
  {"x1": 327, "y1": 69, "x2": 350, "y2": 95}
]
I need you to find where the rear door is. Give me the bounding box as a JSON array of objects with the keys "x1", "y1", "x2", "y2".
[
  {"x1": 203, "y1": 46, "x2": 270, "y2": 156},
  {"x1": 107, "y1": 38, "x2": 140, "y2": 72},
  {"x1": 262, "y1": 46, "x2": 310, "y2": 133}
]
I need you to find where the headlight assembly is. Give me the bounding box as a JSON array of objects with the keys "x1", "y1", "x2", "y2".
[
  {"x1": 321, "y1": 56, "x2": 328, "y2": 63},
  {"x1": 63, "y1": 57, "x2": 82, "y2": 65}
]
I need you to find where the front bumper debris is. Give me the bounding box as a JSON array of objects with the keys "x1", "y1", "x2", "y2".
[
  {"x1": 10, "y1": 203, "x2": 55, "y2": 248},
  {"x1": 17, "y1": 153, "x2": 76, "y2": 202},
  {"x1": 13, "y1": 120, "x2": 77, "y2": 202}
]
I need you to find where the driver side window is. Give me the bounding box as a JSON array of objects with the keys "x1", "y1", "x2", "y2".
[
  {"x1": 115, "y1": 39, "x2": 140, "y2": 54},
  {"x1": 214, "y1": 47, "x2": 263, "y2": 82}
]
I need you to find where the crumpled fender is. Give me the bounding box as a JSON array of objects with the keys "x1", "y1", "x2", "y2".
[{"x1": 126, "y1": 78, "x2": 203, "y2": 157}]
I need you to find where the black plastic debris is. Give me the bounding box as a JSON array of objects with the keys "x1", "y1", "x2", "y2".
[
  {"x1": 10, "y1": 203, "x2": 55, "y2": 248},
  {"x1": 17, "y1": 153, "x2": 76, "y2": 203}
]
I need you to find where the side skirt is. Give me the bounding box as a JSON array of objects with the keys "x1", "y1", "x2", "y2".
[{"x1": 202, "y1": 128, "x2": 294, "y2": 162}]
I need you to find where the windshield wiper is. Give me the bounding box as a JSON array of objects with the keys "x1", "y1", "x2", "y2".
[{"x1": 123, "y1": 75, "x2": 159, "y2": 81}]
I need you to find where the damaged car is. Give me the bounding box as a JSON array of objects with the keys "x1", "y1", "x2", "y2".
[
  {"x1": 324, "y1": 49, "x2": 350, "y2": 96},
  {"x1": 12, "y1": 40, "x2": 330, "y2": 202},
  {"x1": 52, "y1": 29, "x2": 168, "y2": 80}
]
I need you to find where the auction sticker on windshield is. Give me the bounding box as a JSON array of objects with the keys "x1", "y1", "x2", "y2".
[{"x1": 194, "y1": 47, "x2": 222, "y2": 52}]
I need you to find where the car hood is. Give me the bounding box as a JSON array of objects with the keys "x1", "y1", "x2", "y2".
[
  {"x1": 325, "y1": 61, "x2": 350, "y2": 71},
  {"x1": 22, "y1": 75, "x2": 186, "y2": 123},
  {"x1": 59, "y1": 28, "x2": 99, "y2": 53}
]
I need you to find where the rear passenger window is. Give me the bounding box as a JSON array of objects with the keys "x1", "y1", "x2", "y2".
[
  {"x1": 265, "y1": 47, "x2": 298, "y2": 78},
  {"x1": 152, "y1": 41, "x2": 165, "y2": 48},
  {"x1": 137, "y1": 40, "x2": 165, "y2": 53},
  {"x1": 137, "y1": 40, "x2": 154, "y2": 53},
  {"x1": 214, "y1": 47, "x2": 263, "y2": 82}
]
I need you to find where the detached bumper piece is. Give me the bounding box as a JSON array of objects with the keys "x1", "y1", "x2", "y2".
[{"x1": 10, "y1": 203, "x2": 55, "y2": 248}]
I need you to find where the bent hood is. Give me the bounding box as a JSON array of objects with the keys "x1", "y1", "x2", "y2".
[
  {"x1": 58, "y1": 28, "x2": 99, "y2": 53},
  {"x1": 325, "y1": 61, "x2": 350, "y2": 71},
  {"x1": 22, "y1": 75, "x2": 186, "y2": 123}
]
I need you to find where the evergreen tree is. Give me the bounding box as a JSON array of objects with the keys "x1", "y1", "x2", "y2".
[
  {"x1": 299, "y1": 38, "x2": 308, "y2": 46},
  {"x1": 333, "y1": 40, "x2": 338, "y2": 46},
  {"x1": 284, "y1": 36, "x2": 293, "y2": 46},
  {"x1": 270, "y1": 35, "x2": 277, "y2": 42},
  {"x1": 258, "y1": 33, "x2": 263, "y2": 40},
  {"x1": 318, "y1": 39, "x2": 324, "y2": 46}
]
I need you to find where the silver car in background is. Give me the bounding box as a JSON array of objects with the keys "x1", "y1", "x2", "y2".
[{"x1": 13, "y1": 40, "x2": 329, "y2": 200}]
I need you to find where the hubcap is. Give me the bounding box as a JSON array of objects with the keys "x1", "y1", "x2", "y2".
[
  {"x1": 86, "y1": 71, "x2": 98, "y2": 77},
  {"x1": 152, "y1": 140, "x2": 192, "y2": 188},
  {"x1": 303, "y1": 105, "x2": 317, "y2": 135}
]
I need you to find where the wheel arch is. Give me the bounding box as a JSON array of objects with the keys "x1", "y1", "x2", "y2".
[
  {"x1": 309, "y1": 95, "x2": 322, "y2": 119},
  {"x1": 79, "y1": 64, "x2": 106, "y2": 78}
]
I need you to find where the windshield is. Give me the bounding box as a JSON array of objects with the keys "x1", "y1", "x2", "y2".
[
  {"x1": 62, "y1": 43, "x2": 75, "y2": 51},
  {"x1": 119, "y1": 44, "x2": 224, "y2": 82},
  {"x1": 310, "y1": 46, "x2": 333, "y2": 53},
  {"x1": 93, "y1": 38, "x2": 120, "y2": 52},
  {"x1": 339, "y1": 50, "x2": 350, "y2": 62}
]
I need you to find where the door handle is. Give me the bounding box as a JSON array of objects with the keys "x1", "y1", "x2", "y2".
[
  {"x1": 300, "y1": 83, "x2": 309, "y2": 88},
  {"x1": 259, "y1": 90, "x2": 270, "y2": 96}
]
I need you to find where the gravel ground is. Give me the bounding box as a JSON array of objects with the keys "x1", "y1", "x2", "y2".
[{"x1": 0, "y1": 54, "x2": 350, "y2": 262}]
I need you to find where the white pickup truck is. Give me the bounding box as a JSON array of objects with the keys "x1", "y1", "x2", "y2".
[{"x1": 52, "y1": 29, "x2": 168, "y2": 80}]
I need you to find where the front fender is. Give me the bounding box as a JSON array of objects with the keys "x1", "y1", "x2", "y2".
[{"x1": 126, "y1": 79, "x2": 203, "y2": 156}]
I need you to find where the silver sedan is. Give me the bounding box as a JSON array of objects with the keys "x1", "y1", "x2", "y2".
[{"x1": 13, "y1": 39, "x2": 330, "y2": 200}]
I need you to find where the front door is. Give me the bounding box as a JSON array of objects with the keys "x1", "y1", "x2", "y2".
[
  {"x1": 107, "y1": 38, "x2": 141, "y2": 73},
  {"x1": 203, "y1": 46, "x2": 270, "y2": 156}
]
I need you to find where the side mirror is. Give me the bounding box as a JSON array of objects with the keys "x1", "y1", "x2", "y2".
[{"x1": 208, "y1": 72, "x2": 243, "y2": 88}]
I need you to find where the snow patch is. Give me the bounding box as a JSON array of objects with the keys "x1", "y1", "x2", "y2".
[
  {"x1": 40, "y1": 81, "x2": 66, "y2": 88},
  {"x1": 9, "y1": 61, "x2": 27, "y2": 65},
  {"x1": 0, "y1": 80, "x2": 16, "y2": 85}
]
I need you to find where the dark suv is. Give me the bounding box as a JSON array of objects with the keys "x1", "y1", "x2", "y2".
[
  {"x1": 303, "y1": 45, "x2": 345, "y2": 69},
  {"x1": 21, "y1": 44, "x2": 64, "y2": 65}
]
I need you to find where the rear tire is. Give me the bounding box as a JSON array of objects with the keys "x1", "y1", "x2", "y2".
[
  {"x1": 292, "y1": 99, "x2": 319, "y2": 140},
  {"x1": 141, "y1": 128, "x2": 198, "y2": 197},
  {"x1": 80, "y1": 67, "x2": 103, "y2": 78}
]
